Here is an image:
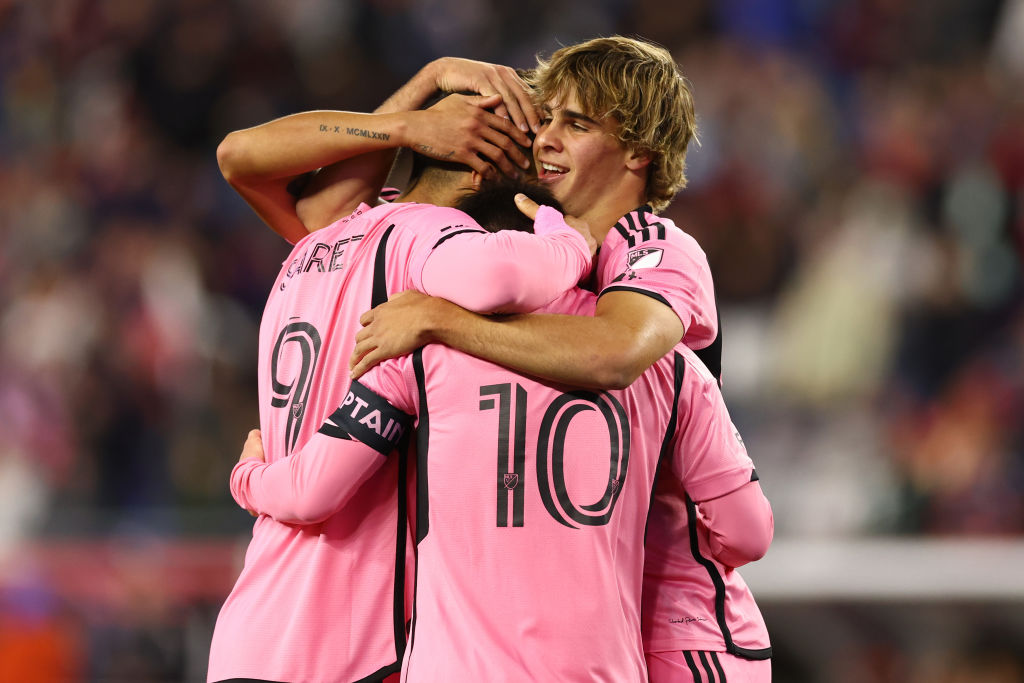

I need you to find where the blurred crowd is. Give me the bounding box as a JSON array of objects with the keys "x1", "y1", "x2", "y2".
[{"x1": 1, "y1": 0, "x2": 1022, "y2": 680}]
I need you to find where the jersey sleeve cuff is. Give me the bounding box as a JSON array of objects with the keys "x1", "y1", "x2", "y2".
[{"x1": 687, "y1": 465, "x2": 756, "y2": 503}]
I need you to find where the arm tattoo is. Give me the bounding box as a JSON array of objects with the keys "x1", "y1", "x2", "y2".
[
  {"x1": 318, "y1": 123, "x2": 390, "y2": 141},
  {"x1": 414, "y1": 144, "x2": 456, "y2": 160}
]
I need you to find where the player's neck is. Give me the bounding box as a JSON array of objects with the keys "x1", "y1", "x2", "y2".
[
  {"x1": 398, "y1": 179, "x2": 468, "y2": 209},
  {"x1": 587, "y1": 194, "x2": 647, "y2": 245}
]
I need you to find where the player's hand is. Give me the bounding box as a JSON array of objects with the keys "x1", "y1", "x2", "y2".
[
  {"x1": 514, "y1": 193, "x2": 598, "y2": 257},
  {"x1": 349, "y1": 290, "x2": 455, "y2": 379},
  {"x1": 238, "y1": 429, "x2": 265, "y2": 516},
  {"x1": 428, "y1": 57, "x2": 540, "y2": 134},
  {"x1": 406, "y1": 93, "x2": 533, "y2": 179},
  {"x1": 239, "y1": 429, "x2": 266, "y2": 464}
]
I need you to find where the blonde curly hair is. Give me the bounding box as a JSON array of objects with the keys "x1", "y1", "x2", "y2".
[{"x1": 529, "y1": 37, "x2": 697, "y2": 212}]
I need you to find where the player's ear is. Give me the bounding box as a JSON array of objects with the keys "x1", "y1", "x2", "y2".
[
  {"x1": 469, "y1": 169, "x2": 485, "y2": 190},
  {"x1": 625, "y1": 148, "x2": 652, "y2": 171}
]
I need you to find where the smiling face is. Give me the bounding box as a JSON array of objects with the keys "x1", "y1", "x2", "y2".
[
  {"x1": 527, "y1": 36, "x2": 699, "y2": 223},
  {"x1": 532, "y1": 89, "x2": 649, "y2": 240}
]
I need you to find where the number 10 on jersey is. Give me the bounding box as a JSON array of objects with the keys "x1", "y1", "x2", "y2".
[{"x1": 480, "y1": 383, "x2": 632, "y2": 530}]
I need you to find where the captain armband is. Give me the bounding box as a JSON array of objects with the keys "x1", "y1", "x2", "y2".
[{"x1": 318, "y1": 380, "x2": 412, "y2": 455}]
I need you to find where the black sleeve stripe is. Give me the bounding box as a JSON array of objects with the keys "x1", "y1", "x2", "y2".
[
  {"x1": 613, "y1": 221, "x2": 631, "y2": 245},
  {"x1": 621, "y1": 212, "x2": 639, "y2": 247},
  {"x1": 318, "y1": 380, "x2": 412, "y2": 455},
  {"x1": 750, "y1": 469, "x2": 759, "y2": 482},
  {"x1": 432, "y1": 228, "x2": 488, "y2": 249},
  {"x1": 372, "y1": 224, "x2": 396, "y2": 308},
  {"x1": 634, "y1": 207, "x2": 668, "y2": 241},
  {"x1": 599, "y1": 285, "x2": 672, "y2": 310},
  {"x1": 412, "y1": 349, "x2": 430, "y2": 544}
]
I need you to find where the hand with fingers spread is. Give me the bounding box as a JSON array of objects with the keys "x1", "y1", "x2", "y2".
[
  {"x1": 427, "y1": 57, "x2": 541, "y2": 134},
  {"x1": 405, "y1": 93, "x2": 534, "y2": 179},
  {"x1": 349, "y1": 290, "x2": 464, "y2": 379}
]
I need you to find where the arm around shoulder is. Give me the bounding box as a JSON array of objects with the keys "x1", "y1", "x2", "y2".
[
  {"x1": 583, "y1": 290, "x2": 685, "y2": 388},
  {"x1": 419, "y1": 221, "x2": 592, "y2": 313},
  {"x1": 230, "y1": 431, "x2": 388, "y2": 525},
  {"x1": 355, "y1": 288, "x2": 684, "y2": 390}
]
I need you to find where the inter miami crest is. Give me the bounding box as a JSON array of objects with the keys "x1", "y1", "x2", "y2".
[{"x1": 626, "y1": 247, "x2": 664, "y2": 269}]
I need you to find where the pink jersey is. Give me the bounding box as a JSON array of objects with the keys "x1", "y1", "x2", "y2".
[
  {"x1": 598, "y1": 206, "x2": 721, "y2": 378},
  {"x1": 232, "y1": 284, "x2": 762, "y2": 682},
  {"x1": 208, "y1": 201, "x2": 590, "y2": 683},
  {"x1": 599, "y1": 211, "x2": 773, "y2": 663},
  {"x1": 641, "y1": 376, "x2": 773, "y2": 660}
]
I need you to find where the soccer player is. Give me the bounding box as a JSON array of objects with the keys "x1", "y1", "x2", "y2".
[
  {"x1": 207, "y1": 62, "x2": 594, "y2": 682},
  {"x1": 231, "y1": 180, "x2": 771, "y2": 681}
]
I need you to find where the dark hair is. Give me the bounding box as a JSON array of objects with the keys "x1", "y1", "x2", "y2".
[{"x1": 455, "y1": 177, "x2": 563, "y2": 233}]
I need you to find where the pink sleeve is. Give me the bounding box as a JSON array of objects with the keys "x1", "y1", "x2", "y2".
[
  {"x1": 230, "y1": 363, "x2": 415, "y2": 524},
  {"x1": 230, "y1": 435, "x2": 387, "y2": 524},
  {"x1": 598, "y1": 221, "x2": 717, "y2": 350},
  {"x1": 673, "y1": 354, "x2": 753, "y2": 502},
  {"x1": 417, "y1": 205, "x2": 592, "y2": 313},
  {"x1": 697, "y1": 480, "x2": 774, "y2": 568}
]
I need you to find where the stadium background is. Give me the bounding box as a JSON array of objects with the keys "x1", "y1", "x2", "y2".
[{"x1": 1, "y1": 0, "x2": 1022, "y2": 680}]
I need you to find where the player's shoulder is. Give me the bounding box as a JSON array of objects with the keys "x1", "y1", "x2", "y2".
[
  {"x1": 674, "y1": 343, "x2": 719, "y2": 389},
  {"x1": 360, "y1": 354, "x2": 418, "y2": 413},
  {"x1": 383, "y1": 203, "x2": 486, "y2": 244},
  {"x1": 606, "y1": 206, "x2": 704, "y2": 256}
]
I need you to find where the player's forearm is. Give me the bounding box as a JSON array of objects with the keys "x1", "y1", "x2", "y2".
[
  {"x1": 217, "y1": 110, "x2": 413, "y2": 241},
  {"x1": 430, "y1": 309, "x2": 653, "y2": 389},
  {"x1": 217, "y1": 110, "x2": 410, "y2": 187},
  {"x1": 230, "y1": 437, "x2": 385, "y2": 525},
  {"x1": 699, "y1": 481, "x2": 774, "y2": 568},
  {"x1": 421, "y1": 228, "x2": 591, "y2": 314}
]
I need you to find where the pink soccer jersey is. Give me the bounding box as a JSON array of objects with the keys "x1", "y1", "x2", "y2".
[
  {"x1": 233, "y1": 283, "x2": 763, "y2": 682},
  {"x1": 640, "y1": 357, "x2": 773, "y2": 661},
  {"x1": 207, "y1": 201, "x2": 590, "y2": 683},
  {"x1": 600, "y1": 208, "x2": 772, "y2": 665},
  {"x1": 598, "y1": 206, "x2": 721, "y2": 375}
]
